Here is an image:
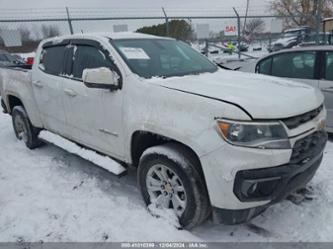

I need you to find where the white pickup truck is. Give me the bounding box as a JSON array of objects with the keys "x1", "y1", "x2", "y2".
[{"x1": 0, "y1": 32, "x2": 328, "y2": 229}]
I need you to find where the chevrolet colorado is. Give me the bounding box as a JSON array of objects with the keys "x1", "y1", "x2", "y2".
[{"x1": 0, "y1": 32, "x2": 327, "y2": 228}]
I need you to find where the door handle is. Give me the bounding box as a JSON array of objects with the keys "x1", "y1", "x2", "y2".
[
  {"x1": 64, "y1": 88, "x2": 77, "y2": 97},
  {"x1": 32, "y1": 80, "x2": 43, "y2": 88}
]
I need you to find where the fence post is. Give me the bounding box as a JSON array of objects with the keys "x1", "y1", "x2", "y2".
[
  {"x1": 233, "y1": 7, "x2": 241, "y2": 60},
  {"x1": 204, "y1": 39, "x2": 209, "y2": 56},
  {"x1": 162, "y1": 7, "x2": 169, "y2": 37},
  {"x1": 66, "y1": 7, "x2": 74, "y2": 35},
  {"x1": 315, "y1": 0, "x2": 322, "y2": 45}
]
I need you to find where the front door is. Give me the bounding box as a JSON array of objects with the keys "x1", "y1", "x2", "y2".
[{"x1": 62, "y1": 41, "x2": 124, "y2": 159}]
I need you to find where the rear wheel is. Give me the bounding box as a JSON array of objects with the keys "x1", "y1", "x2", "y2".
[
  {"x1": 138, "y1": 143, "x2": 211, "y2": 229},
  {"x1": 12, "y1": 106, "x2": 43, "y2": 149}
]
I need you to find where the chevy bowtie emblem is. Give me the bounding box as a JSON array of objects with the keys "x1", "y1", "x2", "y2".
[{"x1": 318, "y1": 120, "x2": 326, "y2": 130}]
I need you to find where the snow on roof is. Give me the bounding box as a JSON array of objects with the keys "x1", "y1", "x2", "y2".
[
  {"x1": 259, "y1": 45, "x2": 333, "y2": 61},
  {"x1": 323, "y1": 17, "x2": 333, "y2": 22},
  {"x1": 284, "y1": 27, "x2": 310, "y2": 32},
  {"x1": 46, "y1": 32, "x2": 172, "y2": 43}
]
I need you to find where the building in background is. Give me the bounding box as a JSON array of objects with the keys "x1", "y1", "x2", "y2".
[{"x1": 323, "y1": 17, "x2": 333, "y2": 33}]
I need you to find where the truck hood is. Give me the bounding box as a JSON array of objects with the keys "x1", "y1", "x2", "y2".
[{"x1": 146, "y1": 70, "x2": 323, "y2": 119}]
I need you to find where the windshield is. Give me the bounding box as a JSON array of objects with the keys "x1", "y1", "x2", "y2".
[{"x1": 112, "y1": 38, "x2": 218, "y2": 78}]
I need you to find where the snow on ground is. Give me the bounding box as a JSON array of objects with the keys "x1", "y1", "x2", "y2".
[{"x1": 0, "y1": 112, "x2": 333, "y2": 242}]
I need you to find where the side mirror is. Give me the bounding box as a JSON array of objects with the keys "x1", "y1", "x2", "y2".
[{"x1": 82, "y1": 67, "x2": 120, "y2": 90}]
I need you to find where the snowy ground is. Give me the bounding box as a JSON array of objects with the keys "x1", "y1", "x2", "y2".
[{"x1": 0, "y1": 112, "x2": 333, "y2": 242}]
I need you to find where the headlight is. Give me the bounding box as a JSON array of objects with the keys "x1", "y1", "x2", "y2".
[{"x1": 217, "y1": 119, "x2": 290, "y2": 149}]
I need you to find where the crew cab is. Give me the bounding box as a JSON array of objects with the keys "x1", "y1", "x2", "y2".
[{"x1": 0, "y1": 33, "x2": 327, "y2": 228}]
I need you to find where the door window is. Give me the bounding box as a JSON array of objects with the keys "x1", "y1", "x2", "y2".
[
  {"x1": 39, "y1": 46, "x2": 66, "y2": 76},
  {"x1": 72, "y1": 45, "x2": 117, "y2": 79},
  {"x1": 325, "y1": 52, "x2": 333, "y2": 81},
  {"x1": 271, "y1": 52, "x2": 316, "y2": 79}
]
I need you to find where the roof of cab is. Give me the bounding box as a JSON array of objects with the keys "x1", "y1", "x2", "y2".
[
  {"x1": 258, "y1": 45, "x2": 333, "y2": 62},
  {"x1": 44, "y1": 32, "x2": 172, "y2": 44}
]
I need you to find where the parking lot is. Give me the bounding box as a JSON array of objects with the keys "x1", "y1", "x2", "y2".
[{"x1": 0, "y1": 112, "x2": 333, "y2": 242}]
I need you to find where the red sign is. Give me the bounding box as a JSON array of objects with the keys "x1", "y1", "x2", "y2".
[{"x1": 225, "y1": 26, "x2": 237, "y2": 33}]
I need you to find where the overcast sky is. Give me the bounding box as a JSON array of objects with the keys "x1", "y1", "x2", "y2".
[
  {"x1": 0, "y1": 0, "x2": 273, "y2": 35},
  {"x1": 1, "y1": 0, "x2": 271, "y2": 11}
]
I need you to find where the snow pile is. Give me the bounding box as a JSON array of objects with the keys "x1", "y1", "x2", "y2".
[
  {"x1": 148, "y1": 204, "x2": 181, "y2": 229},
  {"x1": 39, "y1": 130, "x2": 126, "y2": 175},
  {"x1": 0, "y1": 113, "x2": 333, "y2": 242}
]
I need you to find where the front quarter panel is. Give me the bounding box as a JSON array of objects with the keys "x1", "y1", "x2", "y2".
[{"x1": 123, "y1": 75, "x2": 252, "y2": 161}]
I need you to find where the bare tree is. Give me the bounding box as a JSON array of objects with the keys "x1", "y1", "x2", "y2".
[
  {"x1": 41, "y1": 25, "x2": 60, "y2": 39},
  {"x1": 244, "y1": 18, "x2": 265, "y2": 42},
  {"x1": 271, "y1": 0, "x2": 333, "y2": 28},
  {"x1": 18, "y1": 26, "x2": 32, "y2": 42}
]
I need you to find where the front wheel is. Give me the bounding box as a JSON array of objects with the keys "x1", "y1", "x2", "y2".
[
  {"x1": 12, "y1": 106, "x2": 43, "y2": 149},
  {"x1": 138, "y1": 143, "x2": 211, "y2": 229}
]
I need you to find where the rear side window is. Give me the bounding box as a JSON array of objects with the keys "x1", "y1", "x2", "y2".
[
  {"x1": 39, "y1": 46, "x2": 66, "y2": 76},
  {"x1": 72, "y1": 45, "x2": 117, "y2": 79},
  {"x1": 257, "y1": 57, "x2": 272, "y2": 75},
  {"x1": 271, "y1": 52, "x2": 316, "y2": 79},
  {"x1": 325, "y1": 52, "x2": 333, "y2": 81}
]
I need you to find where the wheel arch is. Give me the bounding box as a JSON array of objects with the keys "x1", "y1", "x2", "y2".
[
  {"x1": 130, "y1": 130, "x2": 205, "y2": 178},
  {"x1": 6, "y1": 94, "x2": 25, "y2": 114}
]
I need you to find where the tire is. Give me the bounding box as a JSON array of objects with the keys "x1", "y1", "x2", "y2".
[
  {"x1": 138, "y1": 143, "x2": 211, "y2": 229},
  {"x1": 12, "y1": 106, "x2": 43, "y2": 149}
]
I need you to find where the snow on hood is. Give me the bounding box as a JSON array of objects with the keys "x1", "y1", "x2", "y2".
[{"x1": 146, "y1": 69, "x2": 323, "y2": 119}]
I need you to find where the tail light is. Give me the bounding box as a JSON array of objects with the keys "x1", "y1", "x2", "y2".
[{"x1": 26, "y1": 57, "x2": 34, "y2": 65}]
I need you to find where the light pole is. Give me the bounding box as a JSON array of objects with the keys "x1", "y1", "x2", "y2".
[
  {"x1": 243, "y1": 0, "x2": 250, "y2": 35},
  {"x1": 315, "y1": 0, "x2": 322, "y2": 45}
]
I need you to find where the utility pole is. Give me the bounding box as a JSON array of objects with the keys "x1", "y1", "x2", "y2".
[
  {"x1": 315, "y1": 0, "x2": 322, "y2": 45},
  {"x1": 233, "y1": 7, "x2": 241, "y2": 60},
  {"x1": 66, "y1": 7, "x2": 74, "y2": 35},
  {"x1": 162, "y1": 7, "x2": 169, "y2": 37}
]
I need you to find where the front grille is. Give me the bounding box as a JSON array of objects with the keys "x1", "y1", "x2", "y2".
[
  {"x1": 290, "y1": 131, "x2": 327, "y2": 164},
  {"x1": 282, "y1": 105, "x2": 323, "y2": 129}
]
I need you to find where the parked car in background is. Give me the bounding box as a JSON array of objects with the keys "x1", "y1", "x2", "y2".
[
  {"x1": 0, "y1": 33, "x2": 327, "y2": 228},
  {"x1": 269, "y1": 27, "x2": 311, "y2": 52},
  {"x1": 256, "y1": 46, "x2": 333, "y2": 132},
  {"x1": 299, "y1": 32, "x2": 332, "y2": 47},
  {"x1": 0, "y1": 50, "x2": 29, "y2": 68}
]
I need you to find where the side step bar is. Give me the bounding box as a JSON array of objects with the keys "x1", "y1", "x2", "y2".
[{"x1": 38, "y1": 130, "x2": 127, "y2": 176}]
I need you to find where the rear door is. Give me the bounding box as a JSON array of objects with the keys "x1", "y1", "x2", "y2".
[
  {"x1": 319, "y1": 51, "x2": 333, "y2": 129},
  {"x1": 61, "y1": 39, "x2": 125, "y2": 158},
  {"x1": 32, "y1": 44, "x2": 68, "y2": 134}
]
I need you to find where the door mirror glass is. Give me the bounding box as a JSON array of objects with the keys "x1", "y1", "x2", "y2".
[{"x1": 83, "y1": 67, "x2": 120, "y2": 89}]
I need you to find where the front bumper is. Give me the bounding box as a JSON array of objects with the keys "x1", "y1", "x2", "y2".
[
  {"x1": 211, "y1": 131, "x2": 327, "y2": 225},
  {"x1": 200, "y1": 120, "x2": 327, "y2": 223},
  {"x1": 233, "y1": 131, "x2": 327, "y2": 203}
]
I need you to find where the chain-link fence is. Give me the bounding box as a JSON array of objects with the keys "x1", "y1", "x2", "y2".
[{"x1": 0, "y1": 7, "x2": 331, "y2": 60}]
